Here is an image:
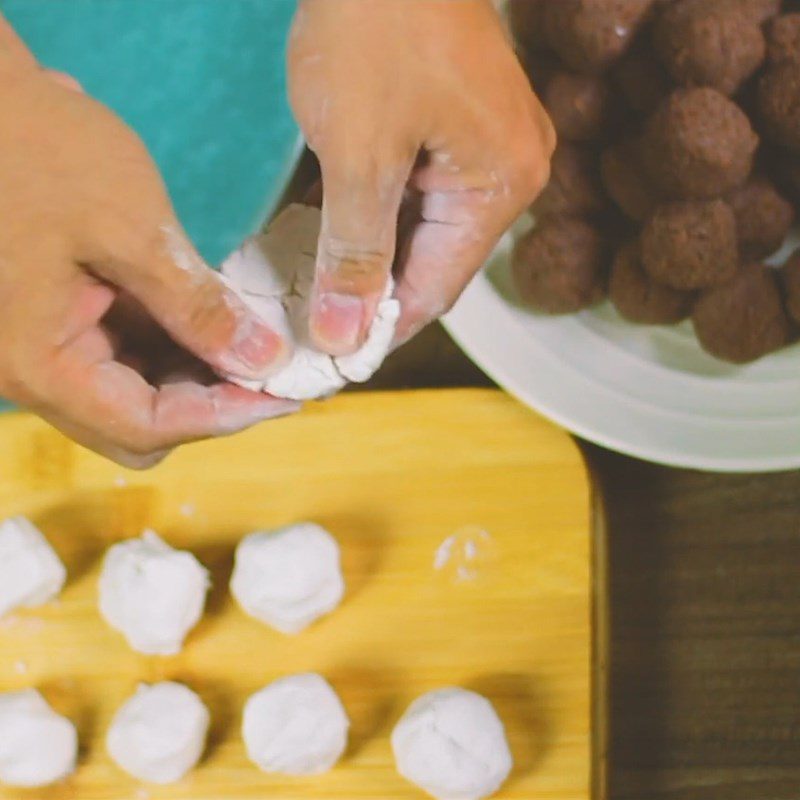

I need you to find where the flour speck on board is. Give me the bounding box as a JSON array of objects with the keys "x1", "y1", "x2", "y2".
[
  {"x1": 457, "y1": 565, "x2": 474, "y2": 582},
  {"x1": 179, "y1": 503, "x2": 196, "y2": 519},
  {"x1": 134, "y1": 788, "x2": 151, "y2": 800},
  {"x1": 433, "y1": 536, "x2": 456, "y2": 571},
  {"x1": 113, "y1": 476, "x2": 128, "y2": 487},
  {"x1": 13, "y1": 659, "x2": 28, "y2": 675},
  {"x1": 433, "y1": 526, "x2": 495, "y2": 583}
]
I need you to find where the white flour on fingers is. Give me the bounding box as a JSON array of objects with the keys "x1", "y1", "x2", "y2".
[{"x1": 219, "y1": 204, "x2": 400, "y2": 400}]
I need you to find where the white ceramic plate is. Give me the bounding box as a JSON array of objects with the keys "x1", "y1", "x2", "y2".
[{"x1": 443, "y1": 218, "x2": 800, "y2": 472}]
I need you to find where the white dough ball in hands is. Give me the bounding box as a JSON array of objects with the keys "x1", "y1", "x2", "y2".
[
  {"x1": 392, "y1": 688, "x2": 513, "y2": 800},
  {"x1": 220, "y1": 204, "x2": 401, "y2": 401},
  {"x1": 0, "y1": 516, "x2": 66, "y2": 618},
  {"x1": 0, "y1": 690, "x2": 78, "y2": 788},
  {"x1": 106, "y1": 682, "x2": 210, "y2": 784},
  {"x1": 242, "y1": 673, "x2": 349, "y2": 776},
  {"x1": 230, "y1": 522, "x2": 344, "y2": 634},
  {"x1": 99, "y1": 530, "x2": 209, "y2": 656}
]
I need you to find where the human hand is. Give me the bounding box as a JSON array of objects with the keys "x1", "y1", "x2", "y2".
[
  {"x1": 288, "y1": 0, "x2": 554, "y2": 353},
  {"x1": 0, "y1": 22, "x2": 296, "y2": 468}
]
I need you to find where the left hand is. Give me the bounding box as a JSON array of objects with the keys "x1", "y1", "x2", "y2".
[
  {"x1": 0, "y1": 33, "x2": 296, "y2": 469},
  {"x1": 288, "y1": 0, "x2": 555, "y2": 353}
]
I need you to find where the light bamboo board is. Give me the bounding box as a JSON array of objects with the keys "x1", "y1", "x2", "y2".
[{"x1": 0, "y1": 389, "x2": 596, "y2": 800}]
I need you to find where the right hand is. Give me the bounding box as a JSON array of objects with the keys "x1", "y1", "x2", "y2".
[
  {"x1": 288, "y1": 0, "x2": 554, "y2": 353},
  {"x1": 0, "y1": 23, "x2": 296, "y2": 468}
]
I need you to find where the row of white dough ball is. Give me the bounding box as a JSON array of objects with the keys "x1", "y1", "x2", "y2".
[
  {"x1": 0, "y1": 517, "x2": 513, "y2": 799},
  {"x1": 99, "y1": 522, "x2": 345, "y2": 655},
  {"x1": 0, "y1": 679, "x2": 512, "y2": 800},
  {"x1": 0, "y1": 514, "x2": 346, "y2": 654}
]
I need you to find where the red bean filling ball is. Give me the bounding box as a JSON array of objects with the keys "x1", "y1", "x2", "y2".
[
  {"x1": 610, "y1": 241, "x2": 694, "y2": 323},
  {"x1": 654, "y1": 0, "x2": 766, "y2": 96},
  {"x1": 642, "y1": 88, "x2": 759, "y2": 199},
  {"x1": 511, "y1": 218, "x2": 610, "y2": 314},
  {"x1": 542, "y1": 0, "x2": 656, "y2": 74},
  {"x1": 692, "y1": 266, "x2": 790, "y2": 363},
  {"x1": 641, "y1": 199, "x2": 738, "y2": 290}
]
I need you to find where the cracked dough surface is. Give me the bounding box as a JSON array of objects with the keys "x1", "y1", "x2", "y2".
[{"x1": 220, "y1": 204, "x2": 400, "y2": 400}]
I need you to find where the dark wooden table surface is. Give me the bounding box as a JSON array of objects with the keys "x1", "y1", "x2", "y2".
[{"x1": 285, "y1": 151, "x2": 800, "y2": 799}]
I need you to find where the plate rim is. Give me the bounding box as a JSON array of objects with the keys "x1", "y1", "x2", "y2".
[{"x1": 443, "y1": 272, "x2": 800, "y2": 474}]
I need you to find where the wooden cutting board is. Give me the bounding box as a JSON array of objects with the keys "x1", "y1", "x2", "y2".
[{"x1": 0, "y1": 389, "x2": 600, "y2": 800}]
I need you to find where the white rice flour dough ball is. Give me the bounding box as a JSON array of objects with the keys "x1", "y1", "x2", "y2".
[
  {"x1": 0, "y1": 690, "x2": 77, "y2": 788},
  {"x1": 220, "y1": 203, "x2": 401, "y2": 400},
  {"x1": 230, "y1": 522, "x2": 344, "y2": 634},
  {"x1": 99, "y1": 530, "x2": 209, "y2": 655},
  {"x1": 392, "y1": 688, "x2": 513, "y2": 800},
  {"x1": 106, "y1": 682, "x2": 210, "y2": 784},
  {"x1": 0, "y1": 516, "x2": 66, "y2": 618},
  {"x1": 242, "y1": 673, "x2": 349, "y2": 776}
]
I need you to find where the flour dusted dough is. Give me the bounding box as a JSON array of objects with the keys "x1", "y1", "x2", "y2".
[
  {"x1": 0, "y1": 690, "x2": 78, "y2": 788},
  {"x1": 220, "y1": 204, "x2": 401, "y2": 400},
  {"x1": 391, "y1": 688, "x2": 513, "y2": 800},
  {"x1": 242, "y1": 673, "x2": 349, "y2": 776},
  {"x1": 0, "y1": 516, "x2": 66, "y2": 618},
  {"x1": 230, "y1": 522, "x2": 344, "y2": 634},
  {"x1": 106, "y1": 682, "x2": 210, "y2": 784},
  {"x1": 98, "y1": 530, "x2": 209, "y2": 656}
]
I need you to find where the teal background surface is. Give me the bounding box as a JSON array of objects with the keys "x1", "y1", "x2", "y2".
[
  {"x1": 0, "y1": 0, "x2": 301, "y2": 412},
  {"x1": 1, "y1": 0, "x2": 302, "y2": 266}
]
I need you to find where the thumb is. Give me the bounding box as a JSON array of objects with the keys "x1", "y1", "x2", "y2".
[
  {"x1": 86, "y1": 217, "x2": 290, "y2": 381},
  {"x1": 311, "y1": 156, "x2": 412, "y2": 355}
]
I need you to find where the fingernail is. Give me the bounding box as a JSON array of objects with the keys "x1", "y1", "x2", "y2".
[
  {"x1": 312, "y1": 293, "x2": 364, "y2": 353},
  {"x1": 218, "y1": 399, "x2": 302, "y2": 433},
  {"x1": 225, "y1": 322, "x2": 285, "y2": 377}
]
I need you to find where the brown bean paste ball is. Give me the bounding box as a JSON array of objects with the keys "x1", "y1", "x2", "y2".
[
  {"x1": 641, "y1": 199, "x2": 739, "y2": 289},
  {"x1": 758, "y1": 63, "x2": 800, "y2": 154},
  {"x1": 766, "y1": 14, "x2": 800, "y2": 65},
  {"x1": 601, "y1": 139, "x2": 661, "y2": 222},
  {"x1": 521, "y1": 50, "x2": 560, "y2": 94},
  {"x1": 613, "y1": 45, "x2": 672, "y2": 114},
  {"x1": 692, "y1": 266, "x2": 790, "y2": 363},
  {"x1": 512, "y1": 218, "x2": 610, "y2": 314},
  {"x1": 610, "y1": 241, "x2": 694, "y2": 323},
  {"x1": 508, "y1": 0, "x2": 548, "y2": 52},
  {"x1": 726, "y1": 176, "x2": 795, "y2": 260},
  {"x1": 542, "y1": 0, "x2": 656, "y2": 74},
  {"x1": 532, "y1": 143, "x2": 607, "y2": 220},
  {"x1": 543, "y1": 71, "x2": 612, "y2": 142},
  {"x1": 732, "y1": 0, "x2": 784, "y2": 24},
  {"x1": 642, "y1": 87, "x2": 759, "y2": 199},
  {"x1": 738, "y1": 0, "x2": 784, "y2": 24},
  {"x1": 654, "y1": 0, "x2": 765, "y2": 96}
]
